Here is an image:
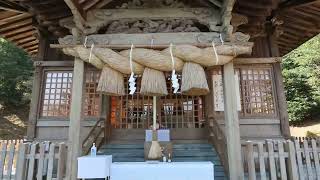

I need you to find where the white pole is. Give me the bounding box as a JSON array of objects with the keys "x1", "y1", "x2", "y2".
[{"x1": 153, "y1": 96, "x2": 157, "y2": 131}]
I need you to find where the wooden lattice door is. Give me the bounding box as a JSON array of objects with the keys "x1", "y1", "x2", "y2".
[{"x1": 109, "y1": 73, "x2": 207, "y2": 141}]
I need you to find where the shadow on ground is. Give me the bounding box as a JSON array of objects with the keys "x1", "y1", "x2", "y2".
[{"x1": 0, "y1": 105, "x2": 28, "y2": 139}]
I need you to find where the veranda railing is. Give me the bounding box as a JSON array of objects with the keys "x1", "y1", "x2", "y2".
[
  {"x1": 1, "y1": 137, "x2": 320, "y2": 180},
  {"x1": 0, "y1": 140, "x2": 67, "y2": 180},
  {"x1": 243, "y1": 139, "x2": 320, "y2": 180}
]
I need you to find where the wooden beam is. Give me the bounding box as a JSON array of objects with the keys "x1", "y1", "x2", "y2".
[
  {"x1": 37, "y1": 11, "x2": 72, "y2": 21},
  {"x1": 223, "y1": 61, "x2": 244, "y2": 179},
  {"x1": 16, "y1": 36, "x2": 36, "y2": 45},
  {"x1": 84, "y1": 8, "x2": 220, "y2": 34},
  {"x1": 0, "y1": 11, "x2": 17, "y2": 19},
  {"x1": 64, "y1": 0, "x2": 86, "y2": 30},
  {"x1": 279, "y1": 0, "x2": 319, "y2": 10},
  {"x1": 92, "y1": 0, "x2": 113, "y2": 9},
  {"x1": 66, "y1": 58, "x2": 85, "y2": 180},
  {"x1": 33, "y1": 61, "x2": 74, "y2": 67},
  {"x1": 20, "y1": 40, "x2": 39, "y2": 48},
  {"x1": 0, "y1": 13, "x2": 30, "y2": 25},
  {"x1": 1, "y1": 25, "x2": 34, "y2": 37},
  {"x1": 288, "y1": 8, "x2": 320, "y2": 19},
  {"x1": 0, "y1": 18, "x2": 32, "y2": 33},
  {"x1": 220, "y1": 0, "x2": 236, "y2": 37},
  {"x1": 234, "y1": 57, "x2": 281, "y2": 64},
  {"x1": 82, "y1": 0, "x2": 100, "y2": 11},
  {"x1": 30, "y1": 49, "x2": 38, "y2": 54},
  {"x1": 208, "y1": 0, "x2": 222, "y2": 8},
  {"x1": 57, "y1": 32, "x2": 253, "y2": 48},
  {"x1": 25, "y1": 45, "x2": 38, "y2": 51},
  {"x1": 7, "y1": 30, "x2": 35, "y2": 41},
  {"x1": 0, "y1": 1, "x2": 28, "y2": 13}
]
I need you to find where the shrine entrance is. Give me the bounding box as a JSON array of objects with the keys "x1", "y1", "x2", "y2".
[{"x1": 108, "y1": 73, "x2": 207, "y2": 142}]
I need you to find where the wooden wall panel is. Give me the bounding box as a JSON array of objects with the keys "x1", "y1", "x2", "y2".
[{"x1": 36, "y1": 126, "x2": 95, "y2": 142}]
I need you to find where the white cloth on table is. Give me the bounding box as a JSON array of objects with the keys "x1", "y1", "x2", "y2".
[
  {"x1": 77, "y1": 155, "x2": 112, "y2": 179},
  {"x1": 110, "y1": 162, "x2": 214, "y2": 180},
  {"x1": 145, "y1": 129, "x2": 170, "y2": 142}
]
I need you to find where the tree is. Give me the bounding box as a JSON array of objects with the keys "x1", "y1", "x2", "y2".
[
  {"x1": 282, "y1": 34, "x2": 320, "y2": 124},
  {"x1": 0, "y1": 39, "x2": 33, "y2": 107}
]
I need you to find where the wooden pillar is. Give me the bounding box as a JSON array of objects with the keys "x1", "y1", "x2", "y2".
[
  {"x1": 273, "y1": 63, "x2": 291, "y2": 138},
  {"x1": 66, "y1": 58, "x2": 85, "y2": 180},
  {"x1": 268, "y1": 32, "x2": 291, "y2": 138},
  {"x1": 223, "y1": 61, "x2": 244, "y2": 179},
  {"x1": 26, "y1": 33, "x2": 47, "y2": 140},
  {"x1": 101, "y1": 95, "x2": 111, "y2": 143},
  {"x1": 26, "y1": 66, "x2": 42, "y2": 140}
]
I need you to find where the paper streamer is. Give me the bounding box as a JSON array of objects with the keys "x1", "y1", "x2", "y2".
[
  {"x1": 212, "y1": 41, "x2": 219, "y2": 65},
  {"x1": 129, "y1": 44, "x2": 136, "y2": 95},
  {"x1": 88, "y1": 43, "x2": 94, "y2": 63},
  {"x1": 170, "y1": 43, "x2": 179, "y2": 93}
]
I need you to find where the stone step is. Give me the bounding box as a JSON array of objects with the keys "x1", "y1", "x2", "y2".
[
  {"x1": 172, "y1": 143, "x2": 213, "y2": 149},
  {"x1": 173, "y1": 150, "x2": 217, "y2": 156},
  {"x1": 101, "y1": 144, "x2": 144, "y2": 149},
  {"x1": 112, "y1": 157, "x2": 145, "y2": 162},
  {"x1": 99, "y1": 152, "x2": 145, "y2": 157}
]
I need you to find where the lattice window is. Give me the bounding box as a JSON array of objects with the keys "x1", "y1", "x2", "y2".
[
  {"x1": 84, "y1": 70, "x2": 101, "y2": 117},
  {"x1": 40, "y1": 71, "x2": 73, "y2": 117},
  {"x1": 211, "y1": 65, "x2": 276, "y2": 117},
  {"x1": 239, "y1": 66, "x2": 276, "y2": 117},
  {"x1": 111, "y1": 73, "x2": 205, "y2": 129}
]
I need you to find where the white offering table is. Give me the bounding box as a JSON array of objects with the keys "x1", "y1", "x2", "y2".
[
  {"x1": 145, "y1": 129, "x2": 170, "y2": 142},
  {"x1": 77, "y1": 155, "x2": 112, "y2": 179},
  {"x1": 110, "y1": 162, "x2": 214, "y2": 180}
]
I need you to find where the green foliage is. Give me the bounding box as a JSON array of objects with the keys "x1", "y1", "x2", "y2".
[
  {"x1": 306, "y1": 131, "x2": 320, "y2": 138},
  {"x1": 282, "y1": 34, "x2": 320, "y2": 124},
  {"x1": 0, "y1": 39, "x2": 33, "y2": 107}
]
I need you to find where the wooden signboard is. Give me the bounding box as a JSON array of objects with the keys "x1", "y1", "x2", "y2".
[{"x1": 212, "y1": 72, "x2": 241, "y2": 111}]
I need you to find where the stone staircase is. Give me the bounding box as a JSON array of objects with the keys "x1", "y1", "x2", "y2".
[
  {"x1": 172, "y1": 143, "x2": 226, "y2": 180},
  {"x1": 98, "y1": 142, "x2": 226, "y2": 180},
  {"x1": 98, "y1": 143, "x2": 145, "y2": 162}
]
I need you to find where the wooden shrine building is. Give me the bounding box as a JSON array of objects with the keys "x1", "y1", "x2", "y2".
[{"x1": 1, "y1": 0, "x2": 320, "y2": 179}]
